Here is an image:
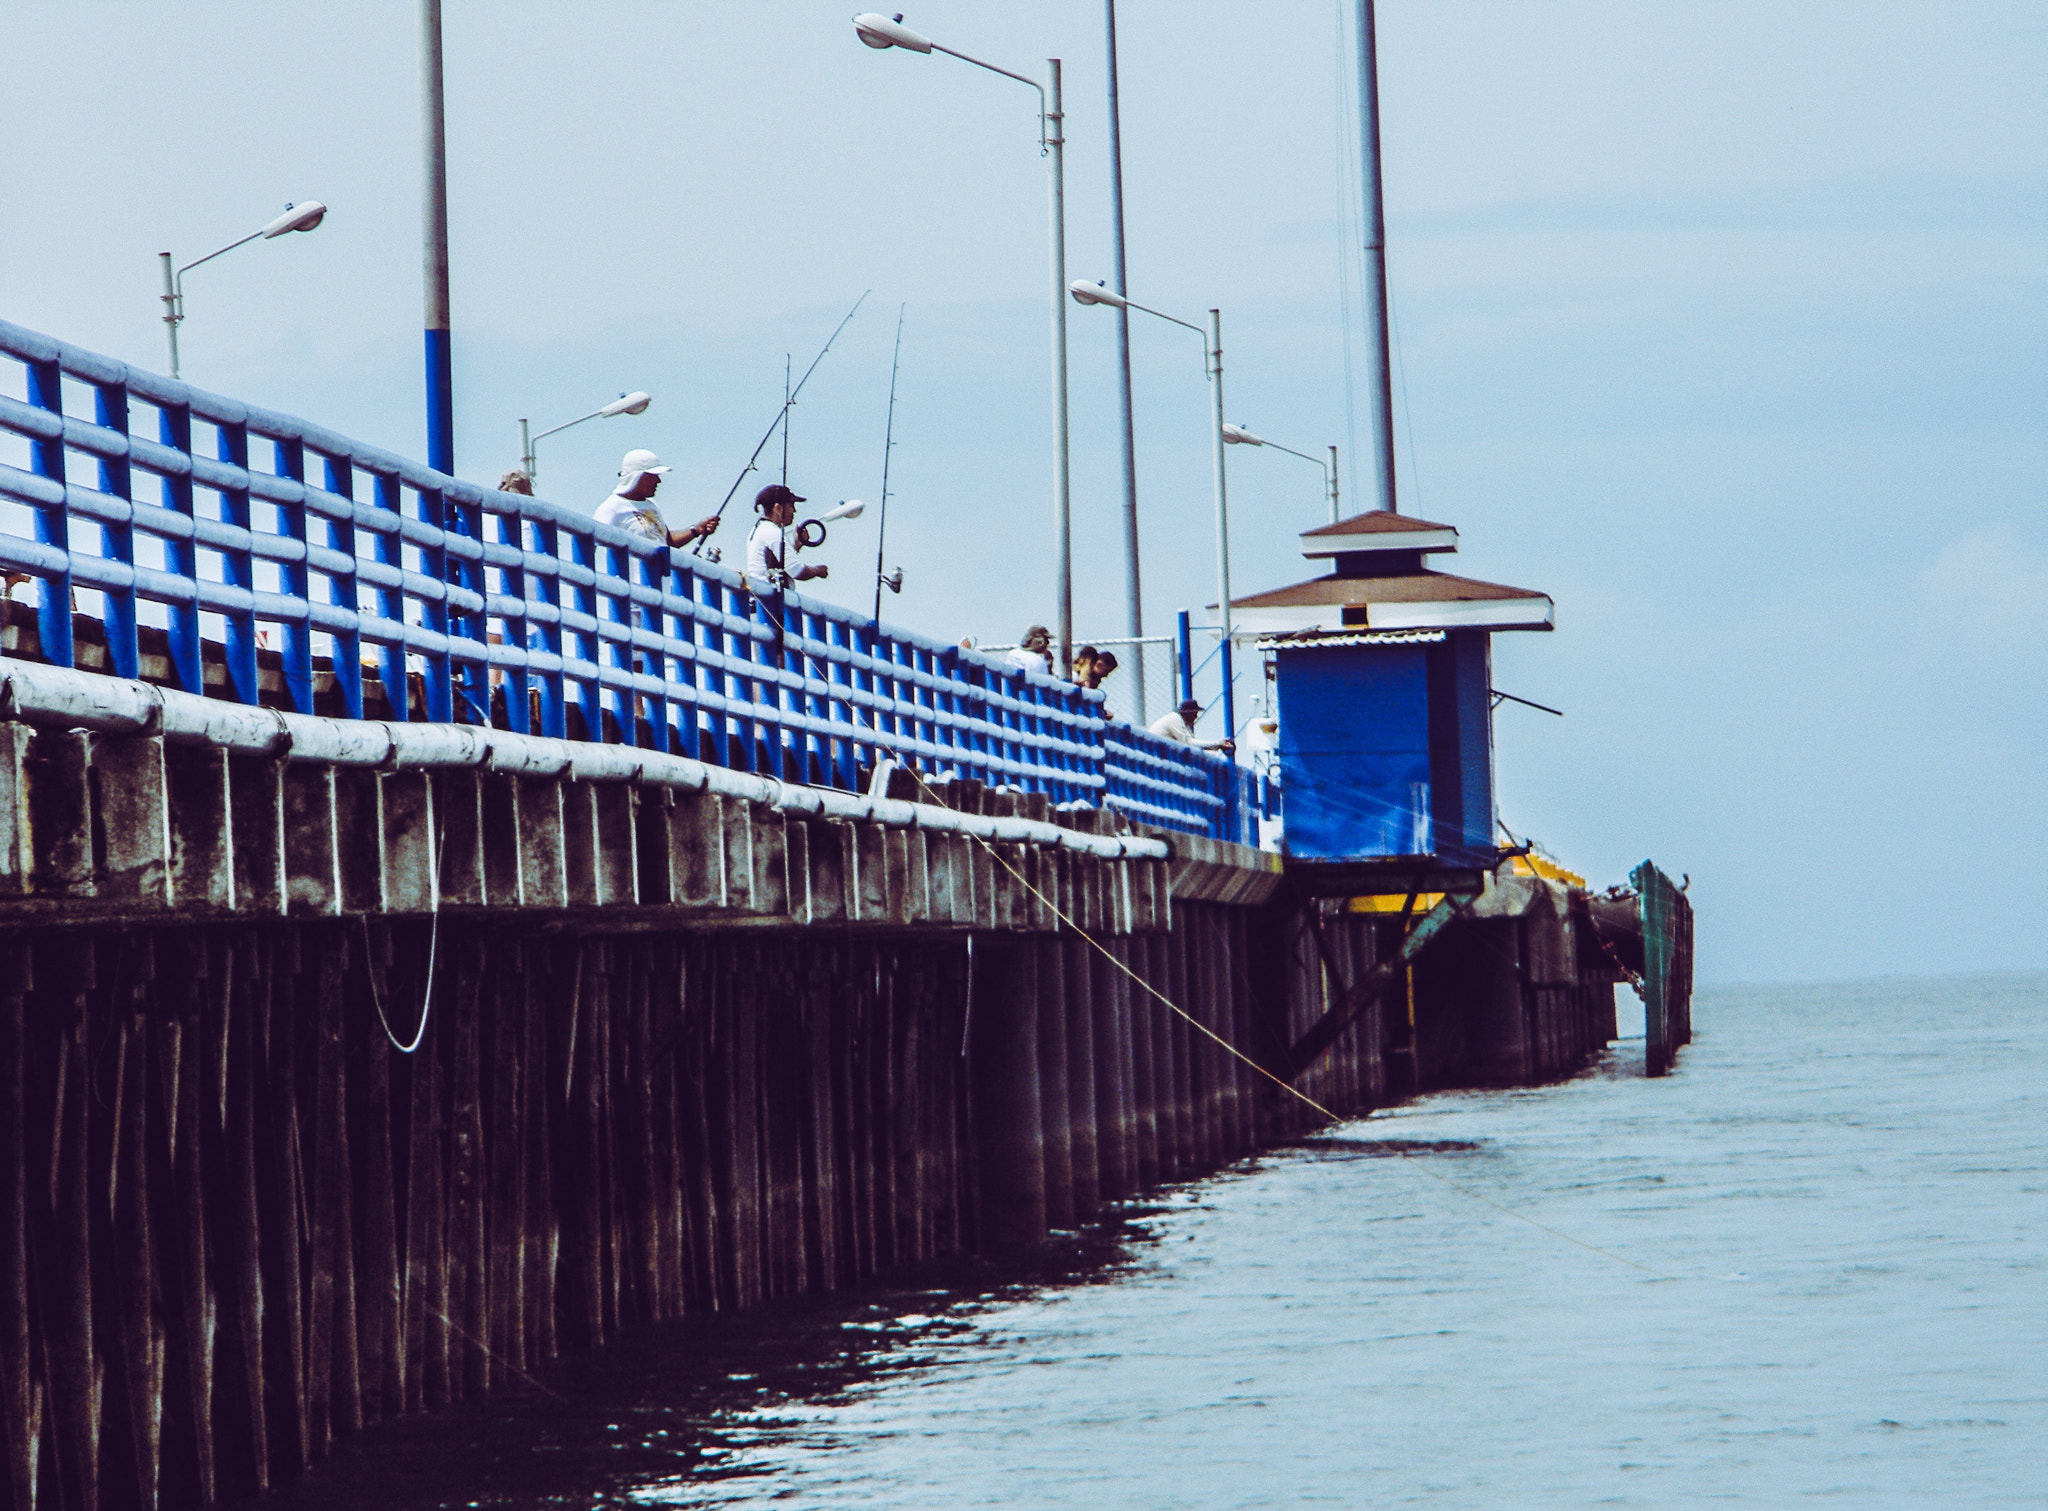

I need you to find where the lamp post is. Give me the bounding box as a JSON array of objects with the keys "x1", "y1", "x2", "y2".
[
  {"x1": 517, "y1": 391, "x2": 651, "y2": 484},
  {"x1": 157, "y1": 200, "x2": 327, "y2": 380},
  {"x1": 1222, "y1": 424, "x2": 1341, "y2": 524},
  {"x1": 421, "y1": 0, "x2": 455, "y2": 475},
  {"x1": 1070, "y1": 279, "x2": 1238, "y2": 749},
  {"x1": 852, "y1": 12, "x2": 1074, "y2": 669}
]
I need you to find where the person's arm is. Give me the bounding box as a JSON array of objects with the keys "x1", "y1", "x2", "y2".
[
  {"x1": 792, "y1": 562, "x2": 829, "y2": 582},
  {"x1": 667, "y1": 516, "x2": 720, "y2": 548}
]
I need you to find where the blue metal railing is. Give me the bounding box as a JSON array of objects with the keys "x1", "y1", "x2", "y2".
[{"x1": 0, "y1": 317, "x2": 1268, "y2": 839}]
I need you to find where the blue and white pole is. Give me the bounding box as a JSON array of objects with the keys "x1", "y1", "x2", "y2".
[{"x1": 420, "y1": 0, "x2": 454, "y2": 474}]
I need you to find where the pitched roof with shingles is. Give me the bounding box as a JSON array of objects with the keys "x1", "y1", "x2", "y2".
[
  {"x1": 1232, "y1": 570, "x2": 1548, "y2": 610},
  {"x1": 1299, "y1": 510, "x2": 1459, "y2": 541}
]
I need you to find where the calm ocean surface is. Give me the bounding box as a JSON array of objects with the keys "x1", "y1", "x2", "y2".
[{"x1": 276, "y1": 972, "x2": 2048, "y2": 1509}]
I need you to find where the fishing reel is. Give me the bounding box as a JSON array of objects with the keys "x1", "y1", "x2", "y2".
[
  {"x1": 878, "y1": 567, "x2": 904, "y2": 595},
  {"x1": 793, "y1": 498, "x2": 863, "y2": 549}
]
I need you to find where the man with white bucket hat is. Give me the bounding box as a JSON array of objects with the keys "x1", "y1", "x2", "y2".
[{"x1": 594, "y1": 449, "x2": 719, "y2": 549}]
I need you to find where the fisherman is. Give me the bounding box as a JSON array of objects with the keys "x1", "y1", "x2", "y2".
[
  {"x1": 1008, "y1": 625, "x2": 1053, "y2": 675},
  {"x1": 499, "y1": 468, "x2": 534, "y2": 496},
  {"x1": 1082, "y1": 649, "x2": 1118, "y2": 691},
  {"x1": 595, "y1": 449, "x2": 720, "y2": 549},
  {"x1": 1070, "y1": 644, "x2": 1100, "y2": 683},
  {"x1": 746, "y1": 484, "x2": 829, "y2": 590},
  {"x1": 1149, "y1": 697, "x2": 1234, "y2": 753}
]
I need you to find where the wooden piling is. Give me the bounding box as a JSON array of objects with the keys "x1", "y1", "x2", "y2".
[
  {"x1": 1088, "y1": 944, "x2": 1130, "y2": 1200},
  {"x1": 1062, "y1": 939, "x2": 1099, "y2": 1220},
  {"x1": 967, "y1": 941, "x2": 1045, "y2": 1247},
  {"x1": 0, "y1": 944, "x2": 33, "y2": 1511},
  {"x1": 1034, "y1": 939, "x2": 1074, "y2": 1231}
]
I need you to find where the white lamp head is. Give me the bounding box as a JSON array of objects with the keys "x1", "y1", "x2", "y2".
[
  {"x1": 600, "y1": 391, "x2": 652, "y2": 418},
  {"x1": 260, "y1": 200, "x2": 327, "y2": 238},
  {"x1": 853, "y1": 12, "x2": 933, "y2": 51},
  {"x1": 1221, "y1": 423, "x2": 1266, "y2": 446},
  {"x1": 1068, "y1": 278, "x2": 1129, "y2": 310}
]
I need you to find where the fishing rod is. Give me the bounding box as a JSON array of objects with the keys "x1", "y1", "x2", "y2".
[
  {"x1": 872, "y1": 302, "x2": 907, "y2": 622},
  {"x1": 692, "y1": 289, "x2": 871, "y2": 554},
  {"x1": 780, "y1": 352, "x2": 792, "y2": 485}
]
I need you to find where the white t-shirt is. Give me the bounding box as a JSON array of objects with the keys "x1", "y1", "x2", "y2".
[
  {"x1": 747, "y1": 517, "x2": 795, "y2": 585},
  {"x1": 594, "y1": 491, "x2": 665, "y2": 542},
  {"x1": 1148, "y1": 710, "x2": 1196, "y2": 744},
  {"x1": 1007, "y1": 646, "x2": 1051, "y2": 675}
]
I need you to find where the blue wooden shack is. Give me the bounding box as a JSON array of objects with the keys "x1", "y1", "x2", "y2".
[{"x1": 1232, "y1": 511, "x2": 1553, "y2": 878}]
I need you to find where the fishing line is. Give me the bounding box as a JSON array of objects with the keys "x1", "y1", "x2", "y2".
[
  {"x1": 1387, "y1": 289, "x2": 1424, "y2": 514},
  {"x1": 895, "y1": 760, "x2": 1672, "y2": 1280},
  {"x1": 365, "y1": 805, "x2": 448, "y2": 1055},
  {"x1": 395, "y1": 1278, "x2": 569, "y2": 1402}
]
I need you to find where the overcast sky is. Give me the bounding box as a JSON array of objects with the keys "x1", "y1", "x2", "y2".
[{"x1": 3, "y1": 1, "x2": 2043, "y2": 983}]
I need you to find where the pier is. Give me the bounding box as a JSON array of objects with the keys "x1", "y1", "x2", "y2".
[{"x1": 0, "y1": 319, "x2": 1683, "y2": 1511}]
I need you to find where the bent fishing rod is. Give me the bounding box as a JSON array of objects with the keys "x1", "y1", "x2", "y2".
[{"x1": 691, "y1": 290, "x2": 871, "y2": 554}]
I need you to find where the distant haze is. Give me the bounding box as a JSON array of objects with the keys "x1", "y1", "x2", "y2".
[{"x1": 2, "y1": 2, "x2": 2041, "y2": 982}]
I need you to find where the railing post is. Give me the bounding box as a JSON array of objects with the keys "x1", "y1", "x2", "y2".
[
  {"x1": 564, "y1": 526, "x2": 595, "y2": 737},
  {"x1": 25, "y1": 358, "x2": 73, "y2": 669},
  {"x1": 157, "y1": 396, "x2": 202, "y2": 694},
  {"x1": 217, "y1": 419, "x2": 259, "y2": 706},
  {"x1": 528, "y1": 509, "x2": 564, "y2": 737},
  {"x1": 93, "y1": 381, "x2": 140, "y2": 681},
  {"x1": 491, "y1": 497, "x2": 528, "y2": 734},
  {"x1": 414, "y1": 481, "x2": 454, "y2": 722},
  {"x1": 320, "y1": 455, "x2": 365, "y2": 720},
  {"x1": 273, "y1": 437, "x2": 315, "y2": 713},
  {"x1": 596, "y1": 537, "x2": 629, "y2": 741},
  {"x1": 665, "y1": 554, "x2": 699, "y2": 757},
  {"x1": 369, "y1": 472, "x2": 408, "y2": 718},
  {"x1": 445, "y1": 481, "x2": 487, "y2": 725}
]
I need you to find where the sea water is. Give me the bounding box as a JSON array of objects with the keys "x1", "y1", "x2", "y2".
[{"x1": 273, "y1": 972, "x2": 2047, "y2": 1509}]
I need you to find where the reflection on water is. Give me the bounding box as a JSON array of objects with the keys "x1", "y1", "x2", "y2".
[{"x1": 268, "y1": 973, "x2": 2048, "y2": 1510}]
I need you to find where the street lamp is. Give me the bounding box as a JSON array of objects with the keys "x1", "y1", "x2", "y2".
[
  {"x1": 158, "y1": 200, "x2": 328, "y2": 379},
  {"x1": 1222, "y1": 424, "x2": 1341, "y2": 524},
  {"x1": 852, "y1": 11, "x2": 1075, "y2": 669},
  {"x1": 517, "y1": 391, "x2": 652, "y2": 484},
  {"x1": 1070, "y1": 278, "x2": 1240, "y2": 748}
]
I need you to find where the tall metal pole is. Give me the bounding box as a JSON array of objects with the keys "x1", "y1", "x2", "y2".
[
  {"x1": 158, "y1": 252, "x2": 182, "y2": 379},
  {"x1": 1206, "y1": 308, "x2": 1236, "y2": 746},
  {"x1": 1046, "y1": 58, "x2": 1074, "y2": 672},
  {"x1": 420, "y1": 0, "x2": 455, "y2": 475},
  {"x1": 1328, "y1": 443, "x2": 1341, "y2": 522},
  {"x1": 1103, "y1": 0, "x2": 1147, "y2": 723},
  {"x1": 1356, "y1": 0, "x2": 1397, "y2": 514}
]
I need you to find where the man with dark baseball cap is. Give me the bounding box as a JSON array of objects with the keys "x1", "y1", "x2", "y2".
[{"x1": 746, "y1": 483, "x2": 829, "y2": 588}]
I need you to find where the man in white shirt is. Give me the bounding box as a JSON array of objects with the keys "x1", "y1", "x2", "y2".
[
  {"x1": 1149, "y1": 698, "x2": 1234, "y2": 753},
  {"x1": 745, "y1": 484, "x2": 829, "y2": 589},
  {"x1": 594, "y1": 449, "x2": 719, "y2": 549},
  {"x1": 1006, "y1": 625, "x2": 1053, "y2": 675}
]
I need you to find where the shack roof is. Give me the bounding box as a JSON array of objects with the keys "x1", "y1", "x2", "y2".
[
  {"x1": 1221, "y1": 568, "x2": 1555, "y2": 634},
  {"x1": 1299, "y1": 510, "x2": 1458, "y2": 559}
]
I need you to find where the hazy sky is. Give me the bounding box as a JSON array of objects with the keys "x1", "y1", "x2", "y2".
[{"x1": 3, "y1": 2, "x2": 2043, "y2": 983}]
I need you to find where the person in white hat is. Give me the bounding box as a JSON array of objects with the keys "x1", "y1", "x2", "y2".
[{"x1": 594, "y1": 449, "x2": 719, "y2": 548}]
